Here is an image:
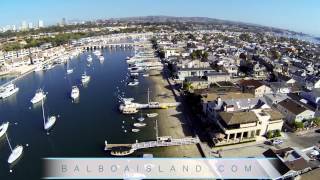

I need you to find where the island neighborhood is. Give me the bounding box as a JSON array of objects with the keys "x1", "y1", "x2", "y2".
[{"x1": 1, "y1": 17, "x2": 320, "y2": 179}]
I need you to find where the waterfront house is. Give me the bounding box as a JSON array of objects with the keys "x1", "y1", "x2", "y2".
[
  {"x1": 211, "y1": 108, "x2": 283, "y2": 146},
  {"x1": 184, "y1": 76, "x2": 209, "y2": 90},
  {"x1": 176, "y1": 67, "x2": 215, "y2": 81},
  {"x1": 203, "y1": 96, "x2": 270, "y2": 121},
  {"x1": 276, "y1": 98, "x2": 315, "y2": 124}
]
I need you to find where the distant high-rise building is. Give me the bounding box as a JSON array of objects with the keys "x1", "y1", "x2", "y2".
[
  {"x1": 28, "y1": 22, "x2": 33, "y2": 29},
  {"x1": 60, "y1": 17, "x2": 67, "y2": 26},
  {"x1": 21, "y1": 21, "x2": 28, "y2": 31},
  {"x1": 38, "y1": 20, "x2": 44, "y2": 28},
  {"x1": 12, "y1": 25, "x2": 16, "y2": 31}
]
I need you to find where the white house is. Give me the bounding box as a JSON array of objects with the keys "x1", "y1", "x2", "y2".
[{"x1": 276, "y1": 99, "x2": 315, "y2": 123}]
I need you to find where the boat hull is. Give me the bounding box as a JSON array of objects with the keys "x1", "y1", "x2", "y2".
[{"x1": 8, "y1": 145, "x2": 23, "y2": 164}]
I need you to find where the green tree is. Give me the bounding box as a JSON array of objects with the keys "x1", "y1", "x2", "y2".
[
  {"x1": 266, "y1": 131, "x2": 273, "y2": 139},
  {"x1": 274, "y1": 130, "x2": 281, "y2": 137},
  {"x1": 239, "y1": 33, "x2": 251, "y2": 42},
  {"x1": 183, "y1": 82, "x2": 193, "y2": 92},
  {"x1": 312, "y1": 117, "x2": 320, "y2": 126},
  {"x1": 294, "y1": 121, "x2": 304, "y2": 129}
]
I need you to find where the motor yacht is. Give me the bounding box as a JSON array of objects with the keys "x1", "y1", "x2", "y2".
[
  {"x1": 0, "y1": 83, "x2": 19, "y2": 99},
  {"x1": 30, "y1": 89, "x2": 46, "y2": 104}
]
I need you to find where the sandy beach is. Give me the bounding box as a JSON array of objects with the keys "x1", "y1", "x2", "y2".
[{"x1": 147, "y1": 69, "x2": 202, "y2": 157}]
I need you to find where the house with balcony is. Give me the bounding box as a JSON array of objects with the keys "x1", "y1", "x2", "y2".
[{"x1": 211, "y1": 108, "x2": 284, "y2": 146}]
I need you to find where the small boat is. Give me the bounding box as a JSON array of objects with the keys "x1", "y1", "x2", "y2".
[
  {"x1": 67, "y1": 69, "x2": 74, "y2": 74},
  {"x1": 87, "y1": 55, "x2": 93, "y2": 62},
  {"x1": 30, "y1": 89, "x2": 46, "y2": 104},
  {"x1": 66, "y1": 60, "x2": 73, "y2": 74},
  {"x1": 99, "y1": 56, "x2": 104, "y2": 61},
  {"x1": 0, "y1": 122, "x2": 9, "y2": 139},
  {"x1": 130, "y1": 72, "x2": 139, "y2": 76},
  {"x1": 8, "y1": 145, "x2": 23, "y2": 164},
  {"x1": 93, "y1": 50, "x2": 101, "y2": 56},
  {"x1": 122, "y1": 108, "x2": 138, "y2": 114},
  {"x1": 5, "y1": 125, "x2": 23, "y2": 164},
  {"x1": 131, "y1": 129, "x2": 140, "y2": 133},
  {"x1": 146, "y1": 113, "x2": 158, "y2": 118},
  {"x1": 43, "y1": 64, "x2": 53, "y2": 70},
  {"x1": 142, "y1": 73, "x2": 149, "y2": 77},
  {"x1": 125, "y1": 56, "x2": 130, "y2": 60},
  {"x1": 70, "y1": 86, "x2": 79, "y2": 99},
  {"x1": 41, "y1": 99, "x2": 56, "y2": 131},
  {"x1": 110, "y1": 147, "x2": 134, "y2": 156},
  {"x1": 0, "y1": 83, "x2": 19, "y2": 99},
  {"x1": 81, "y1": 72, "x2": 91, "y2": 84},
  {"x1": 133, "y1": 123, "x2": 146, "y2": 127},
  {"x1": 44, "y1": 116, "x2": 56, "y2": 130},
  {"x1": 128, "y1": 81, "x2": 139, "y2": 86}
]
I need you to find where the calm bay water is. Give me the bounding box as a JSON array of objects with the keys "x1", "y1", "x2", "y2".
[{"x1": 0, "y1": 48, "x2": 158, "y2": 179}]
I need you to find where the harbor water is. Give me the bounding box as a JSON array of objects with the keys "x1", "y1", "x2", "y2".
[{"x1": 0, "y1": 48, "x2": 159, "y2": 179}]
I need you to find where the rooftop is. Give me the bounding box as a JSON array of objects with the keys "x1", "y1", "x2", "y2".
[
  {"x1": 277, "y1": 98, "x2": 308, "y2": 115},
  {"x1": 218, "y1": 111, "x2": 259, "y2": 125},
  {"x1": 239, "y1": 79, "x2": 264, "y2": 88}
]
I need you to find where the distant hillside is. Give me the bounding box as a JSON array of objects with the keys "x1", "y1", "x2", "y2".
[
  {"x1": 113, "y1": 15, "x2": 246, "y2": 25},
  {"x1": 110, "y1": 16, "x2": 300, "y2": 34}
]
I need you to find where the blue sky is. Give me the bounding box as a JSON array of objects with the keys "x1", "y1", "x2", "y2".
[{"x1": 1, "y1": 0, "x2": 320, "y2": 36}]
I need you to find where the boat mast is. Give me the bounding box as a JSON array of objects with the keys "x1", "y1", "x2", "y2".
[
  {"x1": 147, "y1": 88, "x2": 150, "y2": 104},
  {"x1": 5, "y1": 133, "x2": 13, "y2": 152},
  {"x1": 155, "y1": 119, "x2": 158, "y2": 140},
  {"x1": 41, "y1": 99, "x2": 46, "y2": 128}
]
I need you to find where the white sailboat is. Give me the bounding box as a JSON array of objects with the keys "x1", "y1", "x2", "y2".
[
  {"x1": 81, "y1": 72, "x2": 91, "y2": 84},
  {"x1": 133, "y1": 123, "x2": 146, "y2": 127},
  {"x1": 146, "y1": 113, "x2": 158, "y2": 118},
  {"x1": 41, "y1": 99, "x2": 56, "y2": 131},
  {"x1": 131, "y1": 129, "x2": 140, "y2": 133},
  {"x1": 66, "y1": 60, "x2": 73, "y2": 74},
  {"x1": 70, "y1": 86, "x2": 80, "y2": 100},
  {"x1": 5, "y1": 125, "x2": 23, "y2": 164},
  {"x1": 0, "y1": 122, "x2": 9, "y2": 139},
  {"x1": 128, "y1": 81, "x2": 139, "y2": 86},
  {"x1": 87, "y1": 55, "x2": 93, "y2": 62},
  {"x1": 93, "y1": 50, "x2": 101, "y2": 56},
  {"x1": 99, "y1": 55, "x2": 104, "y2": 62}
]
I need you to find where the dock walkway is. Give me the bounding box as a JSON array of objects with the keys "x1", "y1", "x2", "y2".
[{"x1": 105, "y1": 137, "x2": 200, "y2": 155}]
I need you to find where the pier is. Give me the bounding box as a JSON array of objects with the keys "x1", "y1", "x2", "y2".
[
  {"x1": 105, "y1": 136, "x2": 200, "y2": 156},
  {"x1": 119, "y1": 88, "x2": 181, "y2": 114},
  {"x1": 105, "y1": 119, "x2": 200, "y2": 156}
]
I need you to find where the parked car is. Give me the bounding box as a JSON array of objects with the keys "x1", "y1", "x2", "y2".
[{"x1": 271, "y1": 139, "x2": 283, "y2": 145}]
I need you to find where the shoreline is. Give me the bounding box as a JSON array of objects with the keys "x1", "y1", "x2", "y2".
[{"x1": 148, "y1": 69, "x2": 202, "y2": 157}]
